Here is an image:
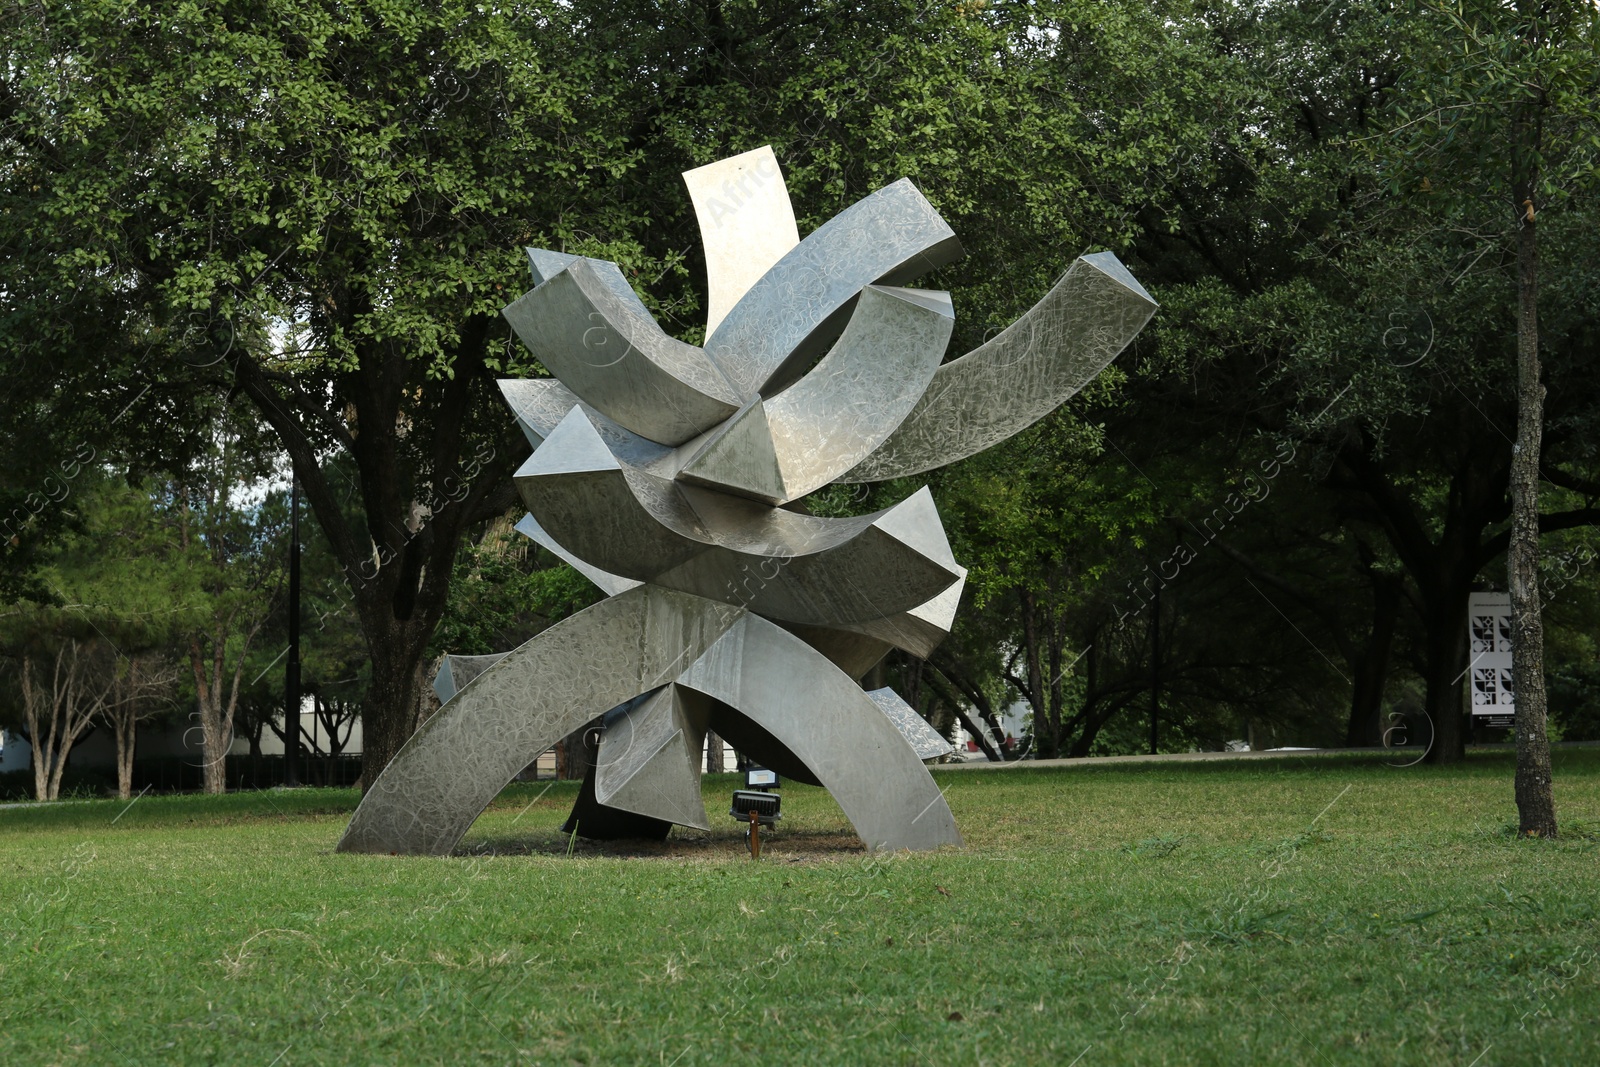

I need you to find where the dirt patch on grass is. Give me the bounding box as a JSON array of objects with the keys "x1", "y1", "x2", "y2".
[{"x1": 458, "y1": 826, "x2": 867, "y2": 862}]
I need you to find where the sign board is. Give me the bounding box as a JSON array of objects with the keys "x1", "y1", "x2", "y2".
[{"x1": 1467, "y1": 592, "x2": 1515, "y2": 727}]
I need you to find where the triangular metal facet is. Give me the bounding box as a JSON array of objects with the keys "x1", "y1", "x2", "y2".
[
  {"x1": 594, "y1": 686, "x2": 710, "y2": 830},
  {"x1": 676, "y1": 399, "x2": 787, "y2": 504},
  {"x1": 1078, "y1": 251, "x2": 1157, "y2": 307},
  {"x1": 871, "y1": 486, "x2": 960, "y2": 570},
  {"x1": 525, "y1": 247, "x2": 578, "y2": 286},
  {"x1": 520, "y1": 406, "x2": 621, "y2": 478}
]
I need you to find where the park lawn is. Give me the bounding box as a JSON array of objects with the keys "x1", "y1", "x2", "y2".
[{"x1": 1, "y1": 751, "x2": 1597, "y2": 1066}]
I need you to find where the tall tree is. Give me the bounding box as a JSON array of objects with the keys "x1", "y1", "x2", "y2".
[{"x1": 1372, "y1": 0, "x2": 1600, "y2": 826}]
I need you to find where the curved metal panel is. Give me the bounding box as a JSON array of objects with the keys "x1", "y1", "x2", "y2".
[
  {"x1": 866, "y1": 687, "x2": 956, "y2": 760},
  {"x1": 779, "y1": 623, "x2": 892, "y2": 682},
  {"x1": 676, "y1": 615, "x2": 962, "y2": 851},
  {"x1": 832, "y1": 568, "x2": 966, "y2": 659},
  {"x1": 683, "y1": 146, "x2": 800, "y2": 337},
  {"x1": 705, "y1": 179, "x2": 963, "y2": 398},
  {"x1": 839, "y1": 252, "x2": 1158, "y2": 482},
  {"x1": 497, "y1": 377, "x2": 580, "y2": 450},
  {"x1": 515, "y1": 409, "x2": 962, "y2": 625},
  {"x1": 522, "y1": 249, "x2": 657, "y2": 323},
  {"x1": 336, "y1": 587, "x2": 744, "y2": 855},
  {"x1": 682, "y1": 285, "x2": 953, "y2": 504},
  {"x1": 503, "y1": 259, "x2": 742, "y2": 445}
]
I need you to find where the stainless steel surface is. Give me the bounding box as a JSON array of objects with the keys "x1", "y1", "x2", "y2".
[
  {"x1": 497, "y1": 377, "x2": 580, "y2": 449},
  {"x1": 344, "y1": 150, "x2": 1156, "y2": 857},
  {"x1": 503, "y1": 258, "x2": 742, "y2": 445},
  {"x1": 867, "y1": 687, "x2": 956, "y2": 760},
  {"x1": 595, "y1": 685, "x2": 711, "y2": 830},
  {"x1": 523, "y1": 248, "x2": 657, "y2": 322},
  {"x1": 513, "y1": 409, "x2": 963, "y2": 626},
  {"x1": 682, "y1": 146, "x2": 800, "y2": 337},
  {"x1": 338, "y1": 586, "x2": 744, "y2": 855},
  {"x1": 839, "y1": 252, "x2": 1158, "y2": 482},
  {"x1": 677, "y1": 614, "x2": 961, "y2": 851},
  {"x1": 674, "y1": 399, "x2": 787, "y2": 503},
  {"x1": 512, "y1": 512, "x2": 640, "y2": 598},
  {"x1": 681, "y1": 285, "x2": 952, "y2": 504},
  {"x1": 833, "y1": 568, "x2": 967, "y2": 659},
  {"x1": 433, "y1": 653, "x2": 509, "y2": 704},
  {"x1": 705, "y1": 178, "x2": 962, "y2": 398}
]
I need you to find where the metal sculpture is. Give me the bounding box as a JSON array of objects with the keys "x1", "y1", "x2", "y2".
[{"x1": 337, "y1": 145, "x2": 1156, "y2": 856}]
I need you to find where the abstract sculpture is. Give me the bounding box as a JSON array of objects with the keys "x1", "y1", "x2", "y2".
[{"x1": 337, "y1": 146, "x2": 1156, "y2": 856}]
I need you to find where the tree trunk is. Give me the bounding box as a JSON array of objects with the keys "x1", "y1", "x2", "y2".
[
  {"x1": 1422, "y1": 590, "x2": 1469, "y2": 764},
  {"x1": 929, "y1": 654, "x2": 1012, "y2": 760},
  {"x1": 1332, "y1": 447, "x2": 1509, "y2": 765},
  {"x1": 1509, "y1": 178, "x2": 1556, "y2": 837},
  {"x1": 21, "y1": 645, "x2": 104, "y2": 802},
  {"x1": 230, "y1": 315, "x2": 515, "y2": 794},
  {"x1": 114, "y1": 708, "x2": 136, "y2": 801},
  {"x1": 1067, "y1": 646, "x2": 1138, "y2": 758},
  {"x1": 1041, "y1": 578, "x2": 1068, "y2": 760},
  {"x1": 191, "y1": 623, "x2": 251, "y2": 795},
  {"x1": 1016, "y1": 589, "x2": 1047, "y2": 756},
  {"x1": 360, "y1": 635, "x2": 430, "y2": 788},
  {"x1": 21, "y1": 655, "x2": 51, "y2": 802},
  {"x1": 197, "y1": 691, "x2": 230, "y2": 795},
  {"x1": 1346, "y1": 574, "x2": 1401, "y2": 747},
  {"x1": 704, "y1": 729, "x2": 725, "y2": 773},
  {"x1": 555, "y1": 720, "x2": 597, "y2": 782}
]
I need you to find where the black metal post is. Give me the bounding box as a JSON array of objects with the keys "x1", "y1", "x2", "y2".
[
  {"x1": 284, "y1": 476, "x2": 302, "y2": 787},
  {"x1": 1149, "y1": 583, "x2": 1161, "y2": 756}
]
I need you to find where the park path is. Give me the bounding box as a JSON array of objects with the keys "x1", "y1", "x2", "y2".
[{"x1": 938, "y1": 741, "x2": 1597, "y2": 772}]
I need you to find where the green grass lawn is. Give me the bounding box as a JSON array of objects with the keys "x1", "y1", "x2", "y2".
[{"x1": 2, "y1": 750, "x2": 1597, "y2": 1066}]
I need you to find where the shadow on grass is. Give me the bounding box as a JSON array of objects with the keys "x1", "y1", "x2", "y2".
[{"x1": 458, "y1": 825, "x2": 867, "y2": 862}]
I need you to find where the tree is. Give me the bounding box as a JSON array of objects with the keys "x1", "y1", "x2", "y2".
[
  {"x1": 162, "y1": 412, "x2": 287, "y2": 794},
  {"x1": 0, "y1": 474, "x2": 190, "y2": 800},
  {"x1": 1365, "y1": 0, "x2": 1599, "y2": 827},
  {"x1": 0, "y1": 1, "x2": 646, "y2": 786},
  {"x1": 14, "y1": 640, "x2": 112, "y2": 802},
  {"x1": 1117, "y1": 0, "x2": 1600, "y2": 770},
  {"x1": 104, "y1": 653, "x2": 180, "y2": 801}
]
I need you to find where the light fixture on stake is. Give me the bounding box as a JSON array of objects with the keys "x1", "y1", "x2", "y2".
[{"x1": 730, "y1": 768, "x2": 780, "y2": 859}]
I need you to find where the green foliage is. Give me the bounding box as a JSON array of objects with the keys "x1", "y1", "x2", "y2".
[
  {"x1": 0, "y1": 472, "x2": 199, "y2": 664},
  {"x1": 4, "y1": 0, "x2": 1600, "y2": 768},
  {"x1": 429, "y1": 517, "x2": 603, "y2": 658}
]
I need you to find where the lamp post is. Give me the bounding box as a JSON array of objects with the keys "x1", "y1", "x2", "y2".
[{"x1": 284, "y1": 476, "x2": 302, "y2": 787}]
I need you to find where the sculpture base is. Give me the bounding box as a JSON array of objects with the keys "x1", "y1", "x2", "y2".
[{"x1": 562, "y1": 760, "x2": 674, "y2": 841}]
